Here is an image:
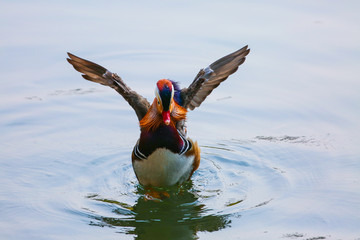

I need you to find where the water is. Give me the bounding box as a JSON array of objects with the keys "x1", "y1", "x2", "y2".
[{"x1": 1, "y1": 1, "x2": 360, "y2": 239}]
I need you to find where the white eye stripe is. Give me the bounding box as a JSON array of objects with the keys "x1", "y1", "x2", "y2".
[
  {"x1": 155, "y1": 83, "x2": 174, "y2": 106},
  {"x1": 155, "y1": 87, "x2": 162, "y2": 105}
]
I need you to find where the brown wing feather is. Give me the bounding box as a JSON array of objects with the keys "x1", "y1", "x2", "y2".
[
  {"x1": 181, "y1": 46, "x2": 250, "y2": 110},
  {"x1": 67, "y1": 53, "x2": 150, "y2": 121}
]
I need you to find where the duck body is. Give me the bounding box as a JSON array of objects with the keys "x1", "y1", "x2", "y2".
[
  {"x1": 67, "y1": 46, "x2": 250, "y2": 187},
  {"x1": 132, "y1": 145, "x2": 197, "y2": 187},
  {"x1": 132, "y1": 81, "x2": 200, "y2": 186}
]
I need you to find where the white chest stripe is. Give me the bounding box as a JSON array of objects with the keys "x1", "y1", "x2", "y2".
[
  {"x1": 178, "y1": 130, "x2": 192, "y2": 155},
  {"x1": 134, "y1": 142, "x2": 146, "y2": 160}
]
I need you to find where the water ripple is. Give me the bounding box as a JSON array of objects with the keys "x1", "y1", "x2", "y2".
[{"x1": 61, "y1": 139, "x2": 296, "y2": 239}]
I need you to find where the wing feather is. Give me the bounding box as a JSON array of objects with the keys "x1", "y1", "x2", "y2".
[
  {"x1": 181, "y1": 46, "x2": 250, "y2": 110},
  {"x1": 67, "y1": 53, "x2": 150, "y2": 121}
]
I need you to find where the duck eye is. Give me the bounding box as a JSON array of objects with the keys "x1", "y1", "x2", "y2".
[{"x1": 157, "y1": 99, "x2": 160, "y2": 105}]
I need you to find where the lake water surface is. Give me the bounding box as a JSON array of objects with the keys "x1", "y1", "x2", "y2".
[{"x1": 1, "y1": 1, "x2": 360, "y2": 239}]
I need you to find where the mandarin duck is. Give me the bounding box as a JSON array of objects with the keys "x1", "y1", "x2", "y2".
[{"x1": 67, "y1": 46, "x2": 250, "y2": 187}]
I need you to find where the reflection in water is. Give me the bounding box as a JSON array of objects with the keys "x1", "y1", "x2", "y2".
[{"x1": 87, "y1": 184, "x2": 230, "y2": 240}]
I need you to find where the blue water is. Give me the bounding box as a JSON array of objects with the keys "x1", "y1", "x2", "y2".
[{"x1": 1, "y1": 1, "x2": 360, "y2": 239}]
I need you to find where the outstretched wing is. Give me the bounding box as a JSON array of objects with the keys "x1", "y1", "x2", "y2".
[
  {"x1": 67, "y1": 53, "x2": 150, "y2": 121},
  {"x1": 181, "y1": 45, "x2": 250, "y2": 110}
]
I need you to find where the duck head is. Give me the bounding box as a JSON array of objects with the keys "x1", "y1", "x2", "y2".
[{"x1": 155, "y1": 79, "x2": 174, "y2": 125}]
